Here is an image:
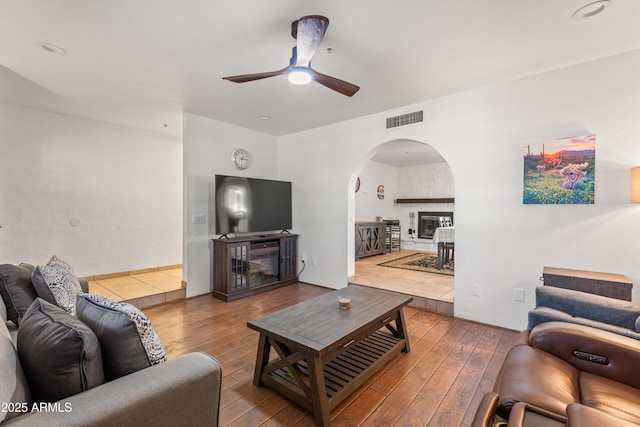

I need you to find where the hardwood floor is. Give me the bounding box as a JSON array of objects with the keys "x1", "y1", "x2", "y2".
[{"x1": 144, "y1": 282, "x2": 520, "y2": 427}]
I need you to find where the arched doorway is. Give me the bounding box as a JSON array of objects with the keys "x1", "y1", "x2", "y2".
[{"x1": 348, "y1": 139, "x2": 455, "y2": 315}]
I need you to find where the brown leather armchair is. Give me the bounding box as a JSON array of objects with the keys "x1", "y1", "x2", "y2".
[{"x1": 475, "y1": 321, "x2": 640, "y2": 426}]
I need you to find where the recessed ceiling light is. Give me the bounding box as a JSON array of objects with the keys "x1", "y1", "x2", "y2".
[
  {"x1": 258, "y1": 115, "x2": 271, "y2": 120},
  {"x1": 572, "y1": 0, "x2": 611, "y2": 20},
  {"x1": 38, "y1": 42, "x2": 67, "y2": 55}
]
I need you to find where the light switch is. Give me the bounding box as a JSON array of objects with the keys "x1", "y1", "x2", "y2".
[{"x1": 192, "y1": 214, "x2": 206, "y2": 224}]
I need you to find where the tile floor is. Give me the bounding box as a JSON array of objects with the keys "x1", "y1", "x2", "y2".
[
  {"x1": 351, "y1": 249, "x2": 454, "y2": 315},
  {"x1": 87, "y1": 268, "x2": 185, "y2": 309}
]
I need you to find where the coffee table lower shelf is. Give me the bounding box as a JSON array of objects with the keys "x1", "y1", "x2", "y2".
[{"x1": 261, "y1": 330, "x2": 404, "y2": 415}]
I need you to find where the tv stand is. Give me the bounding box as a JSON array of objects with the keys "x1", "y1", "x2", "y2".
[{"x1": 211, "y1": 234, "x2": 298, "y2": 301}]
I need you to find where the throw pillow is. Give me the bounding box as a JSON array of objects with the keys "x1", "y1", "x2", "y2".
[
  {"x1": 636, "y1": 316, "x2": 640, "y2": 333},
  {"x1": 76, "y1": 293, "x2": 167, "y2": 381},
  {"x1": 0, "y1": 264, "x2": 37, "y2": 325},
  {"x1": 17, "y1": 298, "x2": 105, "y2": 402},
  {"x1": 31, "y1": 255, "x2": 83, "y2": 315}
]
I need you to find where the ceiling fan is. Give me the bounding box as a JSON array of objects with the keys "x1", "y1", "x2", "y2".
[{"x1": 222, "y1": 15, "x2": 360, "y2": 97}]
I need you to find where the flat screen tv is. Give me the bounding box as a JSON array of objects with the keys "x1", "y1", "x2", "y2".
[{"x1": 214, "y1": 175, "x2": 292, "y2": 236}]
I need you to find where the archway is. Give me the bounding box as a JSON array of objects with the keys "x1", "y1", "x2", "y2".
[{"x1": 347, "y1": 139, "x2": 456, "y2": 314}]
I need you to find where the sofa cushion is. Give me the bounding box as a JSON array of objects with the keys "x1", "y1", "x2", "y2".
[
  {"x1": 532, "y1": 286, "x2": 640, "y2": 331},
  {"x1": 0, "y1": 264, "x2": 37, "y2": 325},
  {"x1": 567, "y1": 403, "x2": 640, "y2": 427},
  {"x1": 76, "y1": 293, "x2": 166, "y2": 381},
  {"x1": 580, "y1": 372, "x2": 640, "y2": 425},
  {"x1": 529, "y1": 321, "x2": 640, "y2": 390},
  {"x1": 529, "y1": 307, "x2": 640, "y2": 340},
  {"x1": 31, "y1": 256, "x2": 83, "y2": 315},
  {"x1": 17, "y1": 298, "x2": 105, "y2": 402},
  {"x1": 0, "y1": 318, "x2": 31, "y2": 422},
  {"x1": 0, "y1": 293, "x2": 6, "y2": 322},
  {"x1": 494, "y1": 345, "x2": 580, "y2": 419}
]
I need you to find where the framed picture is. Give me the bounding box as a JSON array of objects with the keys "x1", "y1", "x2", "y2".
[{"x1": 523, "y1": 134, "x2": 595, "y2": 204}]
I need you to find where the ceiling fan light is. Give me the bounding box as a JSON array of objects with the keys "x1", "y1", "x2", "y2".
[{"x1": 288, "y1": 67, "x2": 312, "y2": 85}]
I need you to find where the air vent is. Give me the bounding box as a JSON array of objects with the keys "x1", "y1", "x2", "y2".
[{"x1": 386, "y1": 110, "x2": 423, "y2": 129}]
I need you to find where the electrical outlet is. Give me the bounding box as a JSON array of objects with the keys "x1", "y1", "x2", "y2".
[
  {"x1": 514, "y1": 288, "x2": 526, "y2": 302},
  {"x1": 472, "y1": 284, "x2": 481, "y2": 297}
]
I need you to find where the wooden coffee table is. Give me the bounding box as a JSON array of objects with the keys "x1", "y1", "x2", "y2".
[{"x1": 247, "y1": 286, "x2": 413, "y2": 427}]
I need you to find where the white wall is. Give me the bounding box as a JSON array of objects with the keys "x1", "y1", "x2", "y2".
[
  {"x1": 0, "y1": 103, "x2": 182, "y2": 277},
  {"x1": 354, "y1": 160, "x2": 397, "y2": 221},
  {"x1": 277, "y1": 49, "x2": 640, "y2": 330},
  {"x1": 183, "y1": 113, "x2": 279, "y2": 297},
  {"x1": 397, "y1": 162, "x2": 455, "y2": 200}
]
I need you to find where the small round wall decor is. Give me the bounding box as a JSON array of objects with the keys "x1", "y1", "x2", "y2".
[
  {"x1": 231, "y1": 147, "x2": 252, "y2": 170},
  {"x1": 377, "y1": 185, "x2": 385, "y2": 200}
]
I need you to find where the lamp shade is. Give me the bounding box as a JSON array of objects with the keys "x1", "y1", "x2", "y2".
[{"x1": 632, "y1": 167, "x2": 640, "y2": 203}]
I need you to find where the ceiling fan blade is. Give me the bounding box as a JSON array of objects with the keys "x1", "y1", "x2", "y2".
[
  {"x1": 223, "y1": 65, "x2": 291, "y2": 83},
  {"x1": 308, "y1": 68, "x2": 360, "y2": 97},
  {"x1": 295, "y1": 15, "x2": 329, "y2": 67},
  {"x1": 223, "y1": 15, "x2": 360, "y2": 96}
]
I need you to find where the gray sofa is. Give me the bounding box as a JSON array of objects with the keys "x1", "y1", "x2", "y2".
[
  {"x1": 1, "y1": 273, "x2": 222, "y2": 426},
  {"x1": 528, "y1": 285, "x2": 640, "y2": 340}
]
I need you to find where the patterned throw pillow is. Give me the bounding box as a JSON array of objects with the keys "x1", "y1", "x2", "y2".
[
  {"x1": 76, "y1": 293, "x2": 167, "y2": 380},
  {"x1": 31, "y1": 256, "x2": 83, "y2": 316}
]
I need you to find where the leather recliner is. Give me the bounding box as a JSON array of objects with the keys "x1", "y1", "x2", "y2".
[{"x1": 472, "y1": 321, "x2": 640, "y2": 426}]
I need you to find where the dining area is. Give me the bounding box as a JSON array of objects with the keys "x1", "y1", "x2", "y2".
[{"x1": 433, "y1": 225, "x2": 454, "y2": 270}]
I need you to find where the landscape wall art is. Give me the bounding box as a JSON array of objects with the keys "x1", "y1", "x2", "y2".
[{"x1": 523, "y1": 134, "x2": 596, "y2": 204}]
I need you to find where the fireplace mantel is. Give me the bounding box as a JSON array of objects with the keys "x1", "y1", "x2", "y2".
[{"x1": 395, "y1": 198, "x2": 454, "y2": 204}]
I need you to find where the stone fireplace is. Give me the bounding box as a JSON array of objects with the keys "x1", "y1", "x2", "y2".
[{"x1": 417, "y1": 211, "x2": 453, "y2": 239}]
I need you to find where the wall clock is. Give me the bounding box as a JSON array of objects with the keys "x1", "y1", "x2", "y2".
[{"x1": 231, "y1": 148, "x2": 252, "y2": 170}]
